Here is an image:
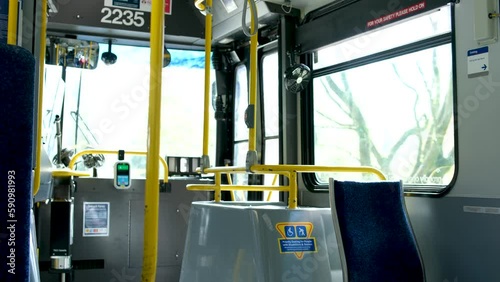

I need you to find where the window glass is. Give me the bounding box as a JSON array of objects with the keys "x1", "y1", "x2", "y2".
[
  {"x1": 313, "y1": 6, "x2": 452, "y2": 69},
  {"x1": 312, "y1": 6, "x2": 454, "y2": 188},
  {"x1": 263, "y1": 138, "x2": 280, "y2": 201},
  {"x1": 42, "y1": 66, "x2": 66, "y2": 160},
  {"x1": 263, "y1": 52, "x2": 279, "y2": 137},
  {"x1": 233, "y1": 142, "x2": 249, "y2": 186},
  {"x1": 234, "y1": 65, "x2": 249, "y2": 141},
  {"x1": 233, "y1": 64, "x2": 250, "y2": 189},
  {"x1": 313, "y1": 43, "x2": 454, "y2": 186},
  {"x1": 44, "y1": 45, "x2": 216, "y2": 178},
  {"x1": 262, "y1": 52, "x2": 280, "y2": 201}
]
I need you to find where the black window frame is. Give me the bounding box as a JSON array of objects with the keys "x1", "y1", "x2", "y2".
[{"x1": 301, "y1": 3, "x2": 458, "y2": 196}]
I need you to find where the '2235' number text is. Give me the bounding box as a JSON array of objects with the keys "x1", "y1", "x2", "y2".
[{"x1": 101, "y1": 7, "x2": 145, "y2": 27}]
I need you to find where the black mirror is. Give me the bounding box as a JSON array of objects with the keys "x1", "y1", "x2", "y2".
[
  {"x1": 45, "y1": 37, "x2": 99, "y2": 69},
  {"x1": 101, "y1": 40, "x2": 117, "y2": 66}
]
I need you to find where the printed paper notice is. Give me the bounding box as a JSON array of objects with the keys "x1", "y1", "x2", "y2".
[
  {"x1": 83, "y1": 202, "x2": 110, "y2": 237},
  {"x1": 105, "y1": 0, "x2": 172, "y2": 14}
]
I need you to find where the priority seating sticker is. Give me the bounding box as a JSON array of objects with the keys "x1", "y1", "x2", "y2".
[{"x1": 276, "y1": 222, "x2": 317, "y2": 259}]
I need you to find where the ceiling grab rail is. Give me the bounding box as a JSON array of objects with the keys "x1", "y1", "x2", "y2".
[
  {"x1": 67, "y1": 149, "x2": 169, "y2": 183},
  {"x1": 33, "y1": 0, "x2": 48, "y2": 196}
]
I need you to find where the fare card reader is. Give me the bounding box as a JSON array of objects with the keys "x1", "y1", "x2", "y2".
[{"x1": 114, "y1": 161, "x2": 131, "y2": 189}]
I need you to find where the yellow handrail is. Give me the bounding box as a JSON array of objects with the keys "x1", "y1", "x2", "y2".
[
  {"x1": 142, "y1": 0, "x2": 164, "y2": 278},
  {"x1": 187, "y1": 185, "x2": 290, "y2": 192},
  {"x1": 266, "y1": 174, "x2": 279, "y2": 201},
  {"x1": 251, "y1": 164, "x2": 386, "y2": 180},
  {"x1": 67, "y1": 150, "x2": 169, "y2": 183},
  {"x1": 214, "y1": 171, "x2": 222, "y2": 202},
  {"x1": 247, "y1": 0, "x2": 258, "y2": 165},
  {"x1": 52, "y1": 169, "x2": 91, "y2": 178},
  {"x1": 225, "y1": 164, "x2": 235, "y2": 201},
  {"x1": 7, "y1": 0, "x2": 18, "y2": 45},
  {"x1": 187, "y1": 164, "x2": 386, "y2": 209},
  {"x1": 33, "y1": 0, "x2": 48, "y2": 196},
  {"x1": 201, "y1": 0, "x2": 213, "y2": 169}
]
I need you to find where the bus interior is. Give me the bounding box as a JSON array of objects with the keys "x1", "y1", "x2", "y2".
[{"x1": 1, "y1": 0, "x2": 499, "y2": 281}]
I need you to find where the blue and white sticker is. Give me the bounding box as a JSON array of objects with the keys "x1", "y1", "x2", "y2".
[
  {"x1": 467, "y1": 46, "x2": 489, "y2": 78},
  {"x1": 276, "y1": 222, "x2": 317, "y2": 259}
]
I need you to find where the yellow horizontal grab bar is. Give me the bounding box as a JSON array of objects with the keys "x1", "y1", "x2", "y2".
[
  {"x1": 52, "y1": 169, "x2": 91, "y2": 178},
  {"x1": 202, "y1": 166, "x2": 291, "y2": 177},
  {"x1": 201, "y1": 166, "x2": 247, "y2": 173},
  {"x1": 201, "y1": 164, "x2": 385, "y2": 179},
  {"x1": 250, "y1": 164, "x2": 386, "y2": 180},
  {"x1": 186, "y1": 184, "x2": 291, "y2": 192},
  {"x1": 190, "y1": 164, "x2": 385, "y2": 209},
  {"x1": 68, "y1": 149, "x2": 169, "y2": 183}
]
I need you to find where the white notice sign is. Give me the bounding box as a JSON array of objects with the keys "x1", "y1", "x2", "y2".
[
  {"x1": 104, "y1": 0, "x2": 172, "y2": 14},
  {"x1": 83, "y1": 202, "x2": 110, "y2": 237},
  {"x1": 467, "y1": 46, "x2": 489, "y2": 78}
]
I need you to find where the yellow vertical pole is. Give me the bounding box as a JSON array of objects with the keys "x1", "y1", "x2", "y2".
[
  {"x1": 33, "y1": 0, "x2": 48, "y2": 196},
  {"x1": 7, "y1": 0, "x2": 18, "y2": 45},
  {"x1": 245, "y1": 0, "x2": 258, "y2": 170},
  {"x1": 288, "y1": 172, "x2": 297, "y2": 209},
  {"x1": 248, "y1": 0, "x2": 258, "y2": 153},
  {"x1": 141, "y1": 0, "x2": 164, "y2": 279},
  {"x1": 214, "y1": 172, "x2": 222, "y2": 202},
  {"x1": 225, "y1": 163, "x2": 235, "y2": 201},
  {"x1": 201, "y1": 0, "x2": 213, "y2": 171}
]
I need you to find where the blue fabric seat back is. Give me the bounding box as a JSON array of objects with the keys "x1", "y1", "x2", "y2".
[
  {"x1": 0, "y1": 43, "x2": 36, "y2": 282},
  {"x1": 329, "y1": 179, "x2": 425, "y2": 282}
]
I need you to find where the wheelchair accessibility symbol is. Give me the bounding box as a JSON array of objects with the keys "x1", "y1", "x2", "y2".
[{"x1": 276, "y1": 222, "x2": 317, "y2": 259}]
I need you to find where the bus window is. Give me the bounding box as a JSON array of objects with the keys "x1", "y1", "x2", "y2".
[
  {"x1": 233, "y1": 64, "x2": 249, "y2": 190},
  {"x1": 262, "y1": 52, "x2": 280, "y2": 201},
  {"x1": 45, "y1": 44, "x2": 216, "y2": 178},
  {"x1": 313, "y1": 7, "x2": 452, "y2": 68},
  {"x1": 42, "y1": 66, "x2": 65, "y2": 161},
  {"x1": 310, "y1": 6, "x2": 455, "y2": 191}
]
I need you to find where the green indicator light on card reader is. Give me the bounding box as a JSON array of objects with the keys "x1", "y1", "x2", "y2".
[
  {"x1": 114, "y1": 162, "x2": 131, "y2": 189},
  {"x1": 117, "y1": 163, "x2": 129, "y2": 171}
]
